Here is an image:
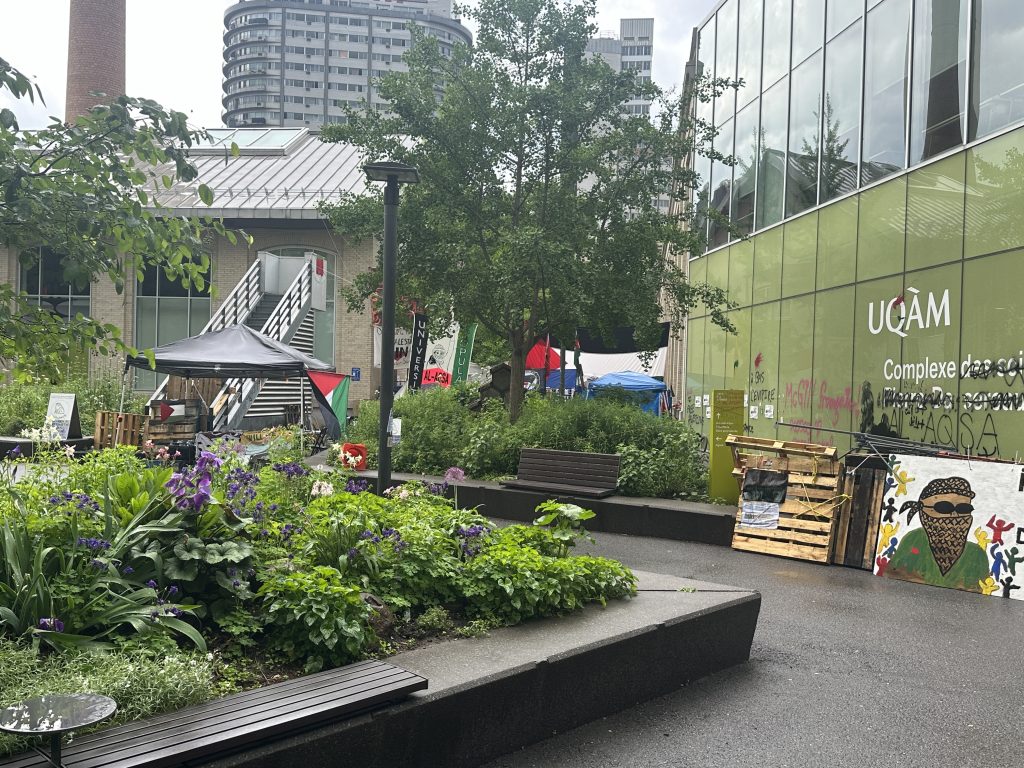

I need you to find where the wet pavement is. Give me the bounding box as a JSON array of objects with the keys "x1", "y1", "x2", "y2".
[{"x1": 484, "y1": 530, "x2": 1021, "y2": 768}]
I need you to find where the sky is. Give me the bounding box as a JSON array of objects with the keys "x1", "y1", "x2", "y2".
[{"x1": 0, "y1": 0, "x2": 708, "y2": 130}]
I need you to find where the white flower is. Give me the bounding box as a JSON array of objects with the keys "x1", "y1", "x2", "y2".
[{"x1": 311, "y1": 480, "x2": 335, "y2": 498}]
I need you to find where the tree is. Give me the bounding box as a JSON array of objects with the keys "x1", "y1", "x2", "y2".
[
  {"x1": 320, "y1": 0, "x2": 735, "y2": 421},
  {"x1": 0, "y1": 57, "x2": 245, "y2": 381}
]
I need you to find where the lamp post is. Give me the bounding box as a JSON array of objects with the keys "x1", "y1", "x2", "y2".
[{"x1": 363, "y1": 161, "x2": 419, "y2": 495}]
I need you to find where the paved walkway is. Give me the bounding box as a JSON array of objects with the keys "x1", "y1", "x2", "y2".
[{"x1": 484, "y1": 530, "x2": 1020, "y2": 768}]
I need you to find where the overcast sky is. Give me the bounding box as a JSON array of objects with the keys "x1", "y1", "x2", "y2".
[{"x1": 0, "y1": 1, "x2": 707, "y2": 129}]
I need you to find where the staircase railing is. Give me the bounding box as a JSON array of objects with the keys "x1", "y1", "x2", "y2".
[
  {"x1": 146, "y1": 258, "x2": 264, "y2": 409},
  {"x1": 212, "y1": 259, "x2": 313, "y2": 431}
]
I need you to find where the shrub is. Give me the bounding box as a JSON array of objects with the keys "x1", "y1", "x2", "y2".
[
  {"x1": 0, "y1": 377, "x2": 146, "y2": 437},
  {"x1": 0, "y1": 639, "x2": 214, "y2": 756}
]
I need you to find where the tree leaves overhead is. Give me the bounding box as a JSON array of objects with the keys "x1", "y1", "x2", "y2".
[
  {"x1": 0, "y1": 56, "x2": 250, "y2": 381},
  {"x1": 320, "y1": 0, "x2": 736, "y2": 419}
]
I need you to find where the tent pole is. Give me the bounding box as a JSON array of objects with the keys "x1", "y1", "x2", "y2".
[{"x1": 299, "y1": 376, "x2": 305, "y2": 455}]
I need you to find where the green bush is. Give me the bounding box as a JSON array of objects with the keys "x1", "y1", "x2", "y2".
[
  {"x1": 0, "y1": 377, "x2": 146, "y2": 437},
  {"x1": 0, "y1": 640, "x2": 214, "y2": 756}
]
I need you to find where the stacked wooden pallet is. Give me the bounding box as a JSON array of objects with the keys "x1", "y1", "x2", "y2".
[
  {"x1": 726, "y1": 435, "x2": 844, "y2": 564},
  {"x1": 94, "y1": 411, "x2": 145, "y2": 449}
]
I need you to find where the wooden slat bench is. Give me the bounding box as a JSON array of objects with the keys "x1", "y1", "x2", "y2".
[
  {"x1": 500, "y1": 447, "x2": 621, "y2": 498},
  {"x1": 0, "y1": 660, "x2": 426, "y2": 768}
]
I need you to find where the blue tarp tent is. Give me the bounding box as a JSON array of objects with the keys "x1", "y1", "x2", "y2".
[
  {"x1": 584, "y1": 371, "x2": 669, "y2": 415},
  {"x1": 543, "y1": 368, "x2": 578, "y2": 391}
]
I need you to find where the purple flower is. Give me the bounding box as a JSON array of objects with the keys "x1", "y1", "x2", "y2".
[
  {"x1": 232, "y1": 580, "x2": 241, "y2": 588},
  {"x1": 359, "y1": 530, "x2": 375, "y2": 540},
  {"x1": 146, "y1": 579, "x2": 158, "y2": 589},
  {"x1": 345, "y1": 478, "x2": 370, "y2": 493},
  {"x1": 38, "y1": 617, "x2": 64, "y2": 632},
  {"x1": 168, "y1": 585, "x2": 179, "y2": 596},
  {"x1": 347, "y1": 548, "x2": 359, "y2": 559},
  {"x1": 272, "y1": 462, "x2": 309, "y2": 479},
  {"x1": 90, "y1": 559, "x2": 107, "y2": 570},
  {"x1": 122, "y1": 566, "x2": 134, "y2": 575},
  {"x1": 444, "y1": 466, "x2": 466, "y2": 484},
  {"x1": 7, "y1": 445, "x2": 21, "y2": 459}
]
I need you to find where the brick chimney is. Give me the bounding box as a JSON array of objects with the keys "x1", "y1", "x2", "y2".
[{"x1": 65, "y1": 0, "x2": 126, "y2": 121}]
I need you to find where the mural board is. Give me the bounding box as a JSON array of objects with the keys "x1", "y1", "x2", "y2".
[{"x1": 873, "y1": 455, "x2": 1024, "y2": 600}]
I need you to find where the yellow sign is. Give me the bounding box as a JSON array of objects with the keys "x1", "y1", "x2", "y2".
[{"x1": 708, "y1": 389, "x2": 744, "y2": 504}]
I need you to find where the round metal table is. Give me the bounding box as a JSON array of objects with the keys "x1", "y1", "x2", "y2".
[{"x1": 0, "y1": 693, "x2": 117, "y2": 767}]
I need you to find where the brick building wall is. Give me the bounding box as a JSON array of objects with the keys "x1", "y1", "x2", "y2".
[{"x1": 66, "y1": 0, "x2": 126, "y2": 121}]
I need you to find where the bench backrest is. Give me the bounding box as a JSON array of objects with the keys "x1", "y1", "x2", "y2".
[{"x1": 516, "y1": 448, "x2": 620, "y2": 490}]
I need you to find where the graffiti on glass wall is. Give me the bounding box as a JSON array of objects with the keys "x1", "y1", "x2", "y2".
[{"x1": 873, "y1": 455, "x2": 1024, "y2": 600}]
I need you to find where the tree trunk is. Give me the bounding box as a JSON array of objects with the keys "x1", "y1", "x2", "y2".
[{"x1": 508, "y1": 331, "x2": 527, "y2": 424}]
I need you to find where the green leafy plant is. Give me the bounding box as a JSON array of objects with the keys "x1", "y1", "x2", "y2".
[{"x1": 533, "y1": 500, "x2": 596, "y2": 557}]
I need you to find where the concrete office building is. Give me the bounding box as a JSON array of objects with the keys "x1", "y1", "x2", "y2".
[
  {"x1": 680, "y1": 0, "x2": 1024, "y2": 459},
  {"x1": 222, "y1": 0, "x2": 472, "y2": 128},
  {"x1": 586, "y1": 18, "x2": 655, "y2": 117}
]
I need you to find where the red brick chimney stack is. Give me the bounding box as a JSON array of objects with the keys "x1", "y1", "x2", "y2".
[{"x1": 65, "y1": 0, "x2": 126, "y2": 122}]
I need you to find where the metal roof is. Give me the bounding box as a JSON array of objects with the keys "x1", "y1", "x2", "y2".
[{"x1": 154, "y1": 129, "x2": 370, "y2": 221}]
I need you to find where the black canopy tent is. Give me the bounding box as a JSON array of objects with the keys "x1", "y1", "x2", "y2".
[{"x1": 123, "y1": 324, "x2": 333, "y2": 437}]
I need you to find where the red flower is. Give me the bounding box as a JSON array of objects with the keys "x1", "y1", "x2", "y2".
[{"x1": 911, "y1": 546, "x2": 920, "y2": 555}]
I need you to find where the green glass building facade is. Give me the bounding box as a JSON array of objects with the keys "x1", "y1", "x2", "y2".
[{"x1": 685, "y1": 0, "x2": 1024, "y2": 458}]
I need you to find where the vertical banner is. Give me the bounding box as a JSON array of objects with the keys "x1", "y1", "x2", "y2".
[
  {"x1": 408, "y1": 313, "x2": 429, "y2": 391},
  {"x1": 423, "y1": 323, "x2": 460, "y2": 388},
  {"x1": 451, "y1": 323, "x2": 478, "y2": 384},
  {"x1": 708, "y1": 389, "x2": 745, "y2": 505},
  {"x1": 307, "y1": 253, "x2": 327, "y2": 312}
]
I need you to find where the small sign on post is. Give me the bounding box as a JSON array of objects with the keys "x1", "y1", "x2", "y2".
[
  {"x1": 708, "y1": 389, "x2": 744, "y2": 505},
  {"x1": 46, "y1": 393, "x2": 81, "y2": 440}
]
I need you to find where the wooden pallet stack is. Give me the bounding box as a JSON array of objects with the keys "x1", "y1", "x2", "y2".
[
  {"x1": 726, "y1": 435, "x2": 845, "y2": 564},
  {"x1": 144, "y1": 400, "x2": 203, "y2": 442},
  {"x1": 94, "y1": 411, "x2": 145, "y2": 449}
]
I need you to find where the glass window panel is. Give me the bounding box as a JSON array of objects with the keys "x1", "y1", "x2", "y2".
[
  {"x1": 685, "y1": 316, "x2": 707, "y2": 433},
  {"x1": 786, "y1": 52, "x2": 822, "y2": 217},
  {"x1": 724, "y1": 307, "x2": 752, "y2": 394},
  {"x1": 792, "y1": 0, "x2": 824, "y2": 65},
  {"x1": 821, "y1": 21, "x2": 861, "y2": 202},
  {"x1": 157, "y1": 268, "x2": 190, "y2": 298},
  {"x1": 910, "y1": 0, "x2": 967, "y2": 163},
  {"x1": 715, "y1": 0, "x2": 738, "y2": 126},
  {"x1": 732, "y1": 100, "x2": 759, "y2": 236},
  {"x1": 964, "y1": 126, "x2": 1024, "y2": 258},
  {"x1": 189, "y1": 298, "x2": 211, "y2": 336},
  {"x1": 961, "y1": 250, "x2": 1024, "y2": 458},
  {"x1": 706, "y1": 247, "x2": 731, "y2": 292},
  {"x1": 134, "y1": 296, "x2": 158, "y2": 390},
  {"x1": 20, "y1": 249, "x2": 40, "y2": 295},
  {"x1": 689, "y1": 255, "x2": 708, "y2": 287},
  {"x1": 776, "y1": 294, "x2": 815, "y2": 441},
  {"x1": 899, "y1": 262, "x2": 962, "y2": 450},
  {"x1": 756, "y1": 77, "x2": 788, "y2": 228},
  {"x1": 315, "y1": 303, "x2": 336, "y2": 364},
  {"x1": 139, "y1": 265, "x2": 158, "y2": 297},
  {"x1": 762, "y1": 0, "x2": 791, "y2": 89},
  {"x1": 752, "y1": 225, "x2": 784, "y2": 303},
  {"x1": 694, "y1": 151, "x2": 713, "y2": 251},
  {"x1": 857, "y1": 175, "x2": 907, "y2": 281},
  {"x1": 705, "y1": 318, "x2": 729, "y2": 395},
  {"x1": 906, "y1": 153, "x2": 966, "y2": 271},
  {"x1": 736, "y1": 0, "x2": 763, "y2": 108},
  {"x1": 853, "y1": 275, "x2": 905, "y2": 439},
  {"x1": 811, "y1": 286, "x2": 855, "y2": 453},
  {"x1": 827, "y1": 0, "x2": 861, "y2": 39},
  {"x1": 782, "y1": 211, "x2": 818, "y2": 296},
  {"x1": 861, "y1": 0, "x2": 911, "y2": 185},
  {"x1": 68, "y1": 297, "x2": 91, "y2": 321},
  {"x1": 748, "y1": 301, "x2": 781, "y2": 438},
  {"x1": 729, "y1": 239, "x2": 755, "y2": 307},
  {"x1": 969, "y1": 0, "x2": 1024, "y2": 141},
  {"x1": 709, "y1": 119, "x2": 735, "y2": 247},
  {"x1": 816, "y1": 195, "x2": 858, "y2": 289},
  {"x1": 156, "y1": 298, "x2": 190, "y2": 346},
  {"x1": 697, "y1": 19, "x2": 716, "y2": 128}
]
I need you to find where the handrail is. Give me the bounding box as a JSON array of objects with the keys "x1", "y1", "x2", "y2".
[
  {"x1": 213, "y1": 259, "x2": 314, "y2": 430},
  {"x1": 147, "y1": 258, "x2": 264, "y2": 409}
]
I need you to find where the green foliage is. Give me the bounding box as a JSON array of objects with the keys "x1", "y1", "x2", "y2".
[
  {"x1": 350, "y1": 389, "x2": 709, "y2": 498},
  {"x1": 0, "y1": 57, "x2": 250, "y2": 380},
  {"x1": 0, "y1": 377, "x2": 145, "y2": 436},
  {"x1": 415, "y1": 605, "x2": 454, "y2": 633},
  {"x1": 0, "y1": 639, "x2": 214, "y2": 757},
  {"x1": 533, "y1": 500, "x2": 596, "y2": 557},
  {"x1": 260, "y1": 566, "x2": 375, "y2": 673}
]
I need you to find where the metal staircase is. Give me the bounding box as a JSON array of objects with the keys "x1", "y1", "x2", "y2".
[{"x1": 146, "y1": 253, "x2": 317, "y2": 432}]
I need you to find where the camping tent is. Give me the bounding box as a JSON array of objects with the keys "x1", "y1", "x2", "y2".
[
  {"x1": 584, "y1": 371, "x2": 670, "y2": 415},
  {"x1": 124, "y1": 324, "x2": 333, "y2": 378}
]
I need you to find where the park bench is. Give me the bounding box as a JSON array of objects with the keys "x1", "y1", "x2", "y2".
[
  {"x1": 500, "y1": 447, "x2": 621, "y2": 498},
  {"x1": 0, "y1": 660, "x2": 426, "y2": 768}
]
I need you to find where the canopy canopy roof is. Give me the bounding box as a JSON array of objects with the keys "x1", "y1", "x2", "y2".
[
  {"x1": 125, "y1": 324, "x2": 333, "y2": 379},
  {"x1": 588, "y1": 371, "x2": 667, "y2": 392}
]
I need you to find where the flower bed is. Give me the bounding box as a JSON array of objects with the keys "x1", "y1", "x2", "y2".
[{"x1": 0, "y1": 434, "x2": 636, "y2": 756}]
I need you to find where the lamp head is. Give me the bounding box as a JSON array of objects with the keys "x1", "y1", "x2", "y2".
[{"x1": 363, "y1": 161, "x2": 420, "y2": 184}]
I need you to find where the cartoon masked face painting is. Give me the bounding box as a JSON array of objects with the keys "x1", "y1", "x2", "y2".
[{"x1": 900, "y1": 477, "x2": 975, "y2": 576}]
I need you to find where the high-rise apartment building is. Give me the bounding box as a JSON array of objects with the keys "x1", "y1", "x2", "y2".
[
  {"x1": 586, "y1": 18, "x2": 654, "y2": 117},
  {"x1": 222, "y1": 0, "x2": 472, "y2": 128}
]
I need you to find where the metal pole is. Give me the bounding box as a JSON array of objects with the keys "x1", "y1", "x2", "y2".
[{"x1": 377, "y1": 176, "x2": 399, "y2": 494}]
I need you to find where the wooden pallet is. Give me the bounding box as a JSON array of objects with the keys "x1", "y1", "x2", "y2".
[
  {"x1": 95, "y1": 411, "x2": 145, "y2": 449},
  {"x1": 728, "y1": 435, "x2": 845, "y2": 564},
  {"x1": 832, "y1": 464, "x2": 887, "y2": 569}
]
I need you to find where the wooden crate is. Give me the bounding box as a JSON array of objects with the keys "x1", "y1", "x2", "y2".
[
  {"x1": 145, "y1": 400, "x2": 203, "y2": 442},
  {"x1": 95, "y1": 411, "x2": 145, "y2": 449},
  {"x1": 727, "y1": 435, "x2": 846, "y2": 564}
]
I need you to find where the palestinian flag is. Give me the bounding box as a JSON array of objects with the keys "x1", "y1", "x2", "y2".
[{"x1": 307, "y1": 371, "x2": 350, "y2": 441}]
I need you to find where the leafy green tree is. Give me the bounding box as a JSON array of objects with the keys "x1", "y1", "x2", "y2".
[
  {"x1": 0, "y1": 57, "x2": 246, "y2": 381},
  {"x1": 321, "y1": 0, "x2": 735, "y2": 420}
]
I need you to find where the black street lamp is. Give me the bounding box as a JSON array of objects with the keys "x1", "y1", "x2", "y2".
[{"x1": 363, "y1": 161, "x2": 420, "y2": 495}]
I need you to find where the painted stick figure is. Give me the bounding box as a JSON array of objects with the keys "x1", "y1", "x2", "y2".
[
  {"x1": 882, "y1": 498, "x2": 898, "y2": 523},
  {"x1": 974, "y1": 527, "x2": 991, "y2": 551},
  {"x1": 979, "y1": 576, "x2": 999, "y2": 596},
  {"x1": 882, "y1": 537, "x2": 899, "y2": 558},
  {"x1": 986, "y1": 515, "x2": 1014, "y2": 546},
  {"x1": 990, "y1": 545, "x2": 1007, "y2": 580},
  {"x1": 999, "y1": 576, "x2": 1019, "y2": 599},
  {"x1": 894, "y1": 468, "x2": 915, "y2": 497},
  {"x1": 1005, "y1": 547, "x2": 1024, "y2": 577},
  {"x1": 877, "y1": 523, "x2": 900, "y2": 555},
  {"x1": 875, "y1": 555, "x2": 890, "y2": 577}
]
